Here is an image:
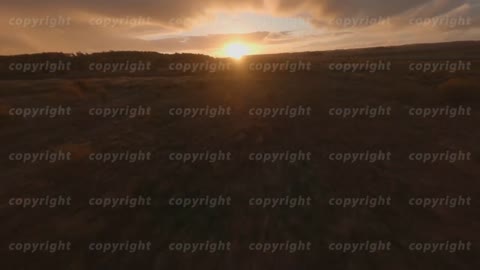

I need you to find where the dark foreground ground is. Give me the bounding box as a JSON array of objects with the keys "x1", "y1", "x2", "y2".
[{"x1": 0, "y1": 42, "x2": 479, "y2": 269}]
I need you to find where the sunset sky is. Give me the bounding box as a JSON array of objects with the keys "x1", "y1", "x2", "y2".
[{"x1": 1, "y1": 0, "x2": 479, "y2": 55}]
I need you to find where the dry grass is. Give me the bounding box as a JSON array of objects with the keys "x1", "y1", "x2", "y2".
[
  {"x1": 0, "y1": 103, "x2": 10, "y2": 116},
  {"x1": 56, "y1": 142, "x2": 93, "y2": 161},
  {"x1": 1, "y1": 43, "x2": 479, "y2": 269},
  {"x1": 438, "y1": 77, "x2": 480, "y2": 103}
]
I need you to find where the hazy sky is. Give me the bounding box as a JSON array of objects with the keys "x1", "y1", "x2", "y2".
[{"x1": 1, "y1": 0, "x2": 479, "y2": 55}]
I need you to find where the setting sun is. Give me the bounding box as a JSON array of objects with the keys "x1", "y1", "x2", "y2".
[{"x1": 223, "y1": 42, "x2": 251, "y2": 59}]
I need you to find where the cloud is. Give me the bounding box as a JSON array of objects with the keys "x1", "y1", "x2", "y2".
[
  {"x1": 0, "y1": 0, "x2": 478, "y2": 54},
  {"x1": 150, "y1": 32, "x2": 270, "y2": 52}
]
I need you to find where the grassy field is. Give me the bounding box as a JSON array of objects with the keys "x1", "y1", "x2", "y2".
[{"x1": 0, "y1": 41, "x2": 479, "y2": 269}]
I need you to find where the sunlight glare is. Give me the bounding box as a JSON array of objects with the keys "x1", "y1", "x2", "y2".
[{"x1": 223, "y1": 42, "x2": 251, "y2": 59}]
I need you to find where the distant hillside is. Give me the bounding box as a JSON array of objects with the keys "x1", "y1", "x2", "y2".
[{"x1": 0, "y1": 41, "x2": 479, "y2": 80}]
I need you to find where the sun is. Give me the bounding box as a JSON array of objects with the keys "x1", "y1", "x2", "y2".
[{"x1": 223, "y1": 42, "x2": 251, "y2": 59}]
